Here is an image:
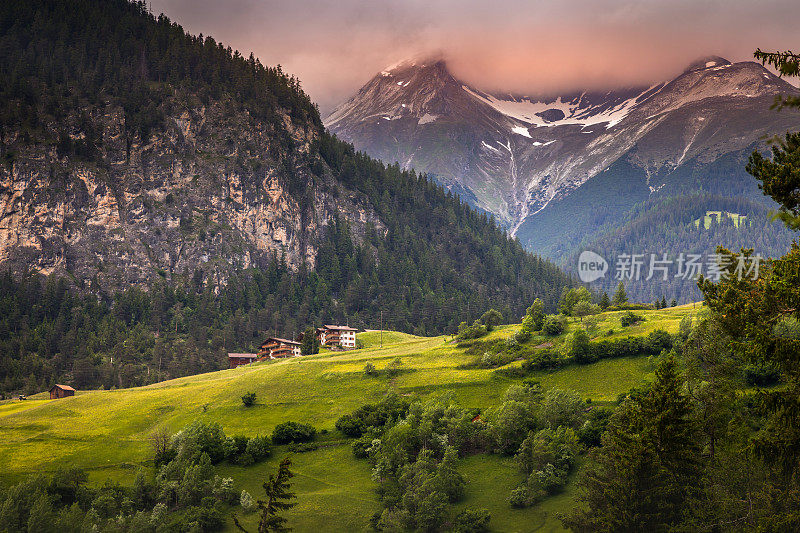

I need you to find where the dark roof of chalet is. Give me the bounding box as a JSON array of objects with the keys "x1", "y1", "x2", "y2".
[
  {"x1": 322, "y1": 325, "x2": 357, "y2": 331},
  {"x1": 50, "y1": 384, "x2": 75, "y2": 391},
  {"x1": 260, "y1": 337, "x2": 301, "y2": 346},
  {"x1": 228, "y1": 353, "x2": 258, "y2": 359}
]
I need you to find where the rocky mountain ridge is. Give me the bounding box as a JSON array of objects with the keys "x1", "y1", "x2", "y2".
[{"x1": 326, "y1": 55, "x2": 800, "y2": 244}]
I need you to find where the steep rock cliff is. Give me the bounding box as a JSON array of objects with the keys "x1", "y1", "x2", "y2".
[{"x1": 0, "y1": 95, "x2": 382, "y2": 291}]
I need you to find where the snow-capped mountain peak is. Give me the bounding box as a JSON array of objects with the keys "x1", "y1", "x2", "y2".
[
  {"x1": 325, "y1": 55, "x2": 800, "y2": 239},
  {"x1": 325, "y1": 56, "x2": 463, "y2": 128}
]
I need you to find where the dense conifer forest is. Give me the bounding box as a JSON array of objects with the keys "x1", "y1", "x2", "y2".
[
  {"x1": 0, "y1": 0, "x2": 319, "y2": 143},
  {"x1": 575, "y1": 193, "x2": 797, "y2": 302}
]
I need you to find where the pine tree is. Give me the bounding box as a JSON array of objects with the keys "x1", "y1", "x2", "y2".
[
  {"x1": 660, "y1": 296, "x2": 667, "y2": 309},
  {"x1": 563, "y1": 401, "x2": 669, "y2": 532},
  {"x1": 300, "y1": 328, "x2": 319, "y2": 355},
  {"x1": 564, "y1": 358, "x2": 701, "y2": 531},
  {"x1": 639, "y1": 358, "x2": 703, "y2": 519},
  {"x1": 599, "y1": 292, "x2": 610, "y2": 309},
  {"x1": 259, "y1": 458, "x2": 297, "y2": 532},
  {"x1": 612, "y1": 282, "x2": 628, "y2": 307},
  {"x1": 234, "y1": 457, "x2": 297, "y2": 533}
]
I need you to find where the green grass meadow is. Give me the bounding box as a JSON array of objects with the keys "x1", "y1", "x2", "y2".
[
  {"x1": 0, "y1": 305, "x2": 699, "y2": 532},
  {"x1": 693, "y1": 210, "x2": 748, "y2": 229}
]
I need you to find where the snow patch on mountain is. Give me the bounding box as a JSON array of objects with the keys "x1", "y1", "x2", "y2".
[
  {"x1": 418, "y1": 113, "x2": 438, "y2": 125},
  {"x1": 512, "y1": 125, "x2": 532, "y2": 137},
  {"x1": 462, "y1": 86, "x2": 653, "y2": 129},
  {"x1": 481, "y1": 140, "x2": 501, "y2": 152},
  {"x1": 684, "y1": 55, "x2": 732, "y2": 73},
  {"x1": 381, "y1": 59, "x2": 415, "y2": 76}
]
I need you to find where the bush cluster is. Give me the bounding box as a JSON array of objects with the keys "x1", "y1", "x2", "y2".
[
  {"x1": 335, "y1": 393, "x2": 410, "y2": 438},
  {"x1": 271, "y1": 421, "x2": 316, "y2": 445},
  {"x1": 340, "y1": 384, "x2": 606, "y2": 523},
  {"x1": 167, "y1": 421, "x2": 272, "y2": 467},
  {"x1": 241, "y1": 392, "x2": 256, "y2": 407},
  {"x1": 0, "y1": 419, "x2": 280, "y2": 533},
  {"x1": 620, "y1": 311, "x2": 645, "y2": 327},
  {"x1": 0, "y1": 464, "x2": 235, "y2": 533},
  {"x1": 453, "y1": 508, "x2": 491, "y2": 533},
  {"x1": 520, "y1": 350, "x2": 563, "y2": 372},
  {"x1": 515, "y1": 426, "x2": 581, "y2": 502},
  {"x1": 370, "y1": 399, "x2": 478, "y2": 531},
  {"x1": 516, "y1": 330, "x2": 674, "y2": 372},
  {"x1": 576, "y1": 329, "x2": 673, "y2": 364},
  {"x1": 457, "y1": 309, "x2": 504, "y2": 340},
  {"x1": 485, "y1": 385, "x2": 592, "y2": 507},
  {"x1": 542, "y1": 315, "x2": 566, "y2": 336}
]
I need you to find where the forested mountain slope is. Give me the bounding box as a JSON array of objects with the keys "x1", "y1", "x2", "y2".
[
  {"x1": 0, "y1": 0, "x2": 573, "y2": 395},
  {"x1": 570, "y1": 193, "x2": 797, "y2": 303}
]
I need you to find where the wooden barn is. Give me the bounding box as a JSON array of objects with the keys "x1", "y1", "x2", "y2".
[
  {"x1": 49, "y1": 384, "x2": 75, "y2": 399},
  {"x1": 258, "y1": 337, "x2": 302, "y2": 359},
  {"x1": 316, "y1": 325, "x2": 357, "y2": 348},
  {"x1": 228, "y1": 353, "x2": 258, "y2": 368}
]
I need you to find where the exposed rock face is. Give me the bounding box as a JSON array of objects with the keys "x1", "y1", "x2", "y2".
[{"x1": 0, "y1": 97, "x2": 382, "y2": 291}]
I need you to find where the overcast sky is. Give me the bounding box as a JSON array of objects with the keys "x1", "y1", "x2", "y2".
[{"x1": 150, "y1": 0, "x2": 800, "y2": 115}]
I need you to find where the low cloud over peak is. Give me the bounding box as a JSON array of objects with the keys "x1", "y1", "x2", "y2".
[{"x1": 151, "y1": 0, "x2": 800, "y2": 114}]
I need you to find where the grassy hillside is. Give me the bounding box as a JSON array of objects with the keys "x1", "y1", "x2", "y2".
[{"x1": 0, "y1": 305, "x2": 699, "y2": 532}]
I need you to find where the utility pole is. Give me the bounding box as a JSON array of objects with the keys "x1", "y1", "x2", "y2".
[{"x1": 380, "y1": 310, "x2": 383, "y2": 348}]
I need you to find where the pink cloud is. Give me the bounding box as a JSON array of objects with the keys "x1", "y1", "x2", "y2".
[{"x1": 150, "y1": 0, "x2": 800, "y2": 113}]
